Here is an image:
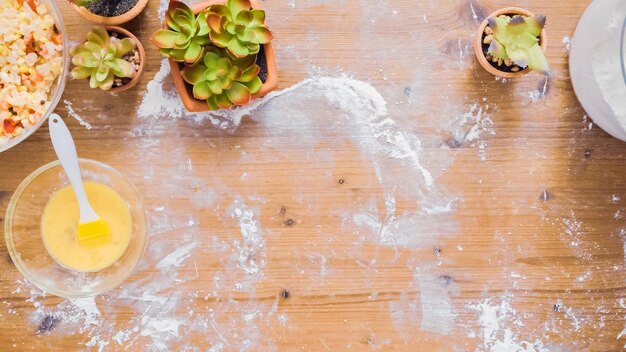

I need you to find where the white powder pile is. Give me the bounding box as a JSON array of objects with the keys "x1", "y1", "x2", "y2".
[
  {"x1": 137, "y1": 60, "x2": 188, "y2": 120},
  {"x1": 467, "y1": 298, "x2": 548, "y2": 352}
]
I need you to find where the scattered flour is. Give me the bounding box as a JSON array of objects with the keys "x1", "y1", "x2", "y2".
[
  {"x1": 467, "y1": 298, "x2": 548, "y2": 352},
  {"x1": 64, "y1": 99, "x2": 93, "y2": 130},
  {"x1": 454, "y1": 103, "x2": 495, "y2": 144},
  {"x1": 418, "y1": 271, "x2": 457, "y2": 334},
  {"x1": 229, "y1": 199, "x2": 266, "y2": 281},
  {"x1": 562, "y1": 36, "x2": 571, "y2": 52},
  {"x1": 137, "y1": 60, "x2": 187, "y2": 120},
  {"x1": 155, "y1": 242, "x2": 198, "y2": 271}
]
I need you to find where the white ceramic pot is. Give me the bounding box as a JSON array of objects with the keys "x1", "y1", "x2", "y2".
[{"x1": 570, "y1": 0, "x2": 626, "y2": 141}]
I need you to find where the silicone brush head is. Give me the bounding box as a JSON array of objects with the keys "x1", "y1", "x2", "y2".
[{"x1": 78, "y1": 218, "x2": 111, "y2": 247}]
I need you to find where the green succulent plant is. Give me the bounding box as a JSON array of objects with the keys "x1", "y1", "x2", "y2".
[
  {"x1": 486, "y1": 14, "x2": 549, "y2": 74},
  {"x1": 204, "y1": 0, "x2": 273, "y2": 58},
  {"x1": 151, "y1": 0, "x2": 211, "y2": 65},
  {"x1": 70, "y1": 26, "x2": 136, "y2": 91},
  {"x1": 181, "y1": 47, "x2": 263, "y2": 110}
]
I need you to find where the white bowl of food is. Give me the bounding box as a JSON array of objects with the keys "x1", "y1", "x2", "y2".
[{"x1": 0, "y1": 0, "x2": 68, "y2": 153}]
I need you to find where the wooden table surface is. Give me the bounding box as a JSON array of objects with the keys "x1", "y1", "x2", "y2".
[{"x1": 2, "y1": 0, "x2": 626, "y2": 351}]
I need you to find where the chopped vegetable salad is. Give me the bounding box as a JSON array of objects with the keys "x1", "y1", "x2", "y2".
[{"x1": 0, "y1": 0, "x2": 63, "y2": 143}]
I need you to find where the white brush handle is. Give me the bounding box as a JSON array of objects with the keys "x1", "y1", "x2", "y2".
[{"x1": 49, "y1": 114, "x2": 98, "y2": 224}]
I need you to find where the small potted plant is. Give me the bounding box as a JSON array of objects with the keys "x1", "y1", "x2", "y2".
[
  {"x1": 474, "y1": 7, "x2": 549, "y2": 78},
  {"x1": 65, "y1": 0, "x2": 149, "y2": 25},
  {"x1": 151, "y1": 0, "x2": 278, "y2": 112},
  {"x1": 70, "y1": 26, "x2": 145, "y2": 92}
]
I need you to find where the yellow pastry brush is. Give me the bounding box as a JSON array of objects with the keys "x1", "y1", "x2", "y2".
[{"x1": 49, "y1": 114, "x2": 111, "y2": 248}]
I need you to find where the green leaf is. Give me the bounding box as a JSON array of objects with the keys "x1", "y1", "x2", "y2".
[
  {"x1": 203, "y1": 51, "x2": 222, "y2": 67},
  {"x1": 106, "y1": 58, "x2": 135, "y2": 78},
  {"x1": 70, "y1": 66, "x2": 93, "y2": 80},
  {"x1": 83, "y1": 41, "x2": 104, "y2": 53},
  {"x1": 152, "y1": 29, "x2": 185, "y2": 49},
  {"x1": 235, "y1": 11, "x2": 253, "y2": 26},
  {"x1": 193, "y1": 81, "x2": 211, "y2": 100},
  {"x1": 72, "y1": 52, "x2": 99, "y2": 68},
  {"x1": 215, "y1": 93, "x2": 233, "y2": 109},
  {"x1": 239, "y1": 64, "x2": 260, "y2": 82},
  {"x1": 177, "y1": 19, "x2": 195, "y2": 37},
  {"x1": 488, "y1": 16, "x2": 509, "y2": 46},
  {"x1": 208, "y1": 5, "x2": 230, "y2": 18},
  {"x1": 225, "y1": 82, "x2": 251, "y2": 105},
  {"x1": 505, "y1": 48, "x2": 529, "y2": 68},
  {"x1": 166, "y1": 16, "x2": 181, "y2": 32},
  {"x1": 208, "y1": 79, "x2": 223, "y2": 95},
  {"x1": 206, "y1": 96, "x2": 220, "y2": 110},
  {"x1": 171, "y1": 7, "x2": 193, "y2": 22},
  {"x1": 245, "y1": 42, "x2": 260, "y2": 55},
  {"x1": 251, "y1": 26, "x2": 272, "y2": 44},
  {"x1": 88, "y1": 26, "x2": 109, "y2": 47},
  {"x1": 206, "y1": 70, "x2": 218, "y2": 81},
  {"x1": 228, "y1": 0, "x2": 251, "y2": 17},
  {"x1": 70, "y1": 45, "x2": 91, "y2": 58},
  {"x1": 168, "y1": 0, "x2": 193, "y2": 19},
  {"x1": 100, "y1": 72, "x2": 114, "y2": 90},
  {"x1": 207, "y1": 13, "x2": 223, "y2": 33},
  {"x1": 227, "y1": 39, "x2": 249, "y2": 58},
  {"x1": 526, "y1": 44, "x2": 549, "y2": 74},
  {"x1": 515, "y1": 32, "x2": 539, "y2": 50},
  {"x1": 195, "y1": 36, "x2": 212, "y2": 46},
  {"x1": 168, "y1": 48, "x2": 187, "y2": 62},
  {"x1": 116, "y1": 38, "x2": 136, "y2": 57},
  {"x1": 225, "y1": 22, "x2": 237, "y2": 35},
  {"x1": 210, "y1": 31, "x2": 233, "y2": 48},
  {"x1": 197, "y1": 12, "x2": 210, "y2": 36},
  {"x1": 233, "y1": 54, "x2": 257, "y2": 69},
  {"x1": 243, "y1": 76, "x2": 263, "y2": 94},
  {"x1": 89, "y1": 73, "x2": 98, "y2": 88},
  {"x1": 181, "y1": 64, "x2": 206, "y2": 84},
  {"x1": 184, "y1": 40, "x2": 203, "y2": 64},
  {"x1": 95, "y1": 64, "x2": 109, "y2": 82},
  {"x1": 238, "y1": 29, "x2": 255, "y2": 43},
  {"x1": 215, "y1": 58, "x2": 232, "y2": 75},
  {"x1": 525, "y1": 15, "x2": 545, "y2": 37},
  {"x1": 249, "y1": 10, "x2": 265, "y2": 26},
  {"x1": 487, "y1": 39, "x2": 507, "y2": 60},
  {"x1": 220, "y1": 76, "x2": 234, "y2": 90}
]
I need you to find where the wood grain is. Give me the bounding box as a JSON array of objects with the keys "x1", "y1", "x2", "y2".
[{"x1": 3, "y1": 0, "x2": 626, "y2": 351}]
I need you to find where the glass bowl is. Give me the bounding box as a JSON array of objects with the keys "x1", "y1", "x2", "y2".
[
  {"x1": 5, "y1": 159, "x2": 147, "y2": 298},
  {"x1": 0, "y1": 0, "x2": 69, "y2": 153}
]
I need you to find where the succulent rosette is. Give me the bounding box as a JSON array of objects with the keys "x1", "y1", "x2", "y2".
[
  {"x1": 487, "y1": 14, "x2": 549, "y2": 73},
  {"x1": 151, "y1": 0, "x2": 211, "y2": 65},
  {"x1": 205, "y1": 0, "x2": 273, "y2": 58},
  {"x1": 181, "y1": 47, "x2": 262, "y2": 110},
  {"x1": 70, "y1": 27, "x2": 136, "y2": 90}
]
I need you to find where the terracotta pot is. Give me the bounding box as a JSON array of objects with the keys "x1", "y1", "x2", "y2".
[
  {"x1": 165, "y1": 0, "x2": 279, "y2": 113},
  {"x1": 71, "y1": 0, "x2": 149, "y2": 26},
  {"x1": 74, "y1": 26, "x2": 145, "y2": 93},
  {"x1": 474, "y1": 7, "x2": 548, "y2": 78}
]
